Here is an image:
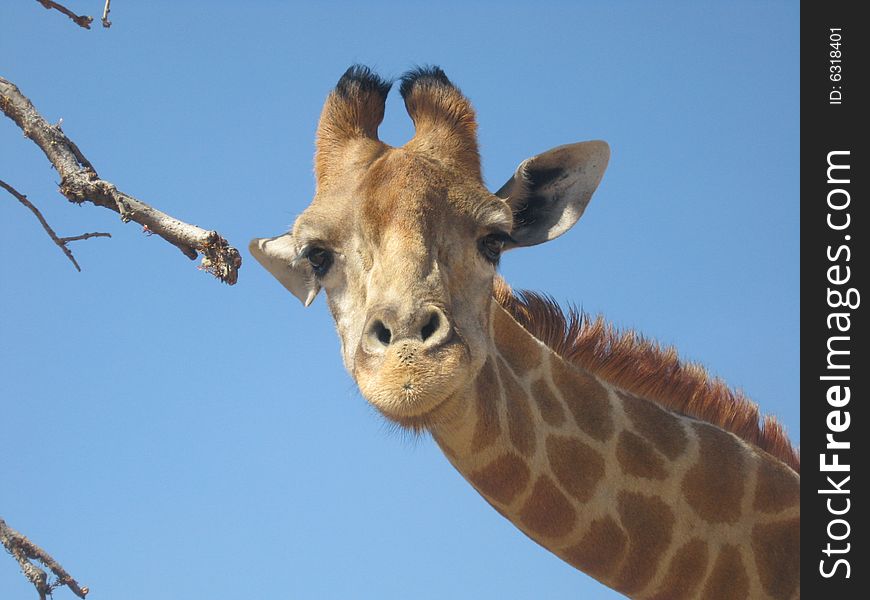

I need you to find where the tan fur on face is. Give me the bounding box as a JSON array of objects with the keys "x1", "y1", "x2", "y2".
[
  {"x1": 295, "y1": 68, "x2": 513, "y2": 429},
  {"x1": 345, "y1": 150, "x2": 495, "y2": 427}
]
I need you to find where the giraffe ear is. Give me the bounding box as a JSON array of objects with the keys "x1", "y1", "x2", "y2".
[
  {"x1": 495, "y1": 140, "x2": 609, "y2": 247},
  {"x1": 249, "y1": 234, "x2": 321, "y2": 306}
]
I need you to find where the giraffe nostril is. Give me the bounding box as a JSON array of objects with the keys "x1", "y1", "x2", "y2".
[
  {"x1": 420, "y1": 311, "x2": 440, "y2": 342},
  {"x1": 374, "y1": 320, "x2": 392, "y2": 346},
  {"x1": 418, "y1": 306, "x2": 452, "y2": 349},
  {"x1": 362, "y1": 306, "x2": 451, "y2": 355}
]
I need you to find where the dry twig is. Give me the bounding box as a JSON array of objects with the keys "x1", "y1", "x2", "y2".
[
  {"x1": 35, "y1": 0, "x2": 93, "y2": 29},
  {"x1": 1, "y1": 179, "x2": 111, "y2": 272},
  {"x1": 0, "y1": 76, "x2": 242, "y2": 284},
  {"x1": 0, "y1": 517, "x2": 89, "y2": 600},
  {"x1": 101, "y1": 0, "x2": 112, "y2": 28}
]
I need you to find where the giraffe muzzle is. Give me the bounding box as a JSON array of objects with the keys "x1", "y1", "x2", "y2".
[{"x1": 353, "y1": 303, "x2": 470, "y2": 426}]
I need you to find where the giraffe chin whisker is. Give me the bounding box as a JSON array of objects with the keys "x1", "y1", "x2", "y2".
[{"x1": 357, "y1": 343, "x2": 470, "y2": 431}]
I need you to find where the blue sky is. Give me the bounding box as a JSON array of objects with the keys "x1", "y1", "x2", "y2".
[{"x1": 1, "y1": 2, "x2": 798, "y2": 599}]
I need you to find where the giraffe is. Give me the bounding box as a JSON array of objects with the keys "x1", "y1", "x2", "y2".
[{"x1": 250, "y1": 65, "x2": 800, "y2": 600}]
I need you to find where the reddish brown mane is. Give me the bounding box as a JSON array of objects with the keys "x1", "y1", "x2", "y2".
[{"x1": 493, "y1": 279, "x2": 800, "y2": 473}]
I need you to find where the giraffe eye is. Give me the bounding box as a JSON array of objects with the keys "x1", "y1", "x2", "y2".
[
  {"x1": 305, "y1": 247, "x2": 333, "y2": 276},
  {"x1": 478, "y1": 233, "x2": 508, "y2": 264}
]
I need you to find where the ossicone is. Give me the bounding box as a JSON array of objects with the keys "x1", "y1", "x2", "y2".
[
  {"x1": 315, "y1": 65, "x2": 393, "y2": 181},
  {"x1": 400, "y1": 65, "x2": 481, "y2": 179}
]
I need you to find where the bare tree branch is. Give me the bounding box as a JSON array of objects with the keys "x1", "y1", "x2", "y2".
[
  {"x1": 35, "y1": 0, "x2": 94, "y2": 29},
  {"x1": 101, "y1": 0, "x2": 112, "y2": 28},
  {"x1": 59, "y1": 231, "x2": 112, "y2": 243},
  {"x1": 1, "y1": 517, "x2": 89, "y2": 599},
  {"x1": 0, "y1": 76, "x2": 242, "y2": 284},
  {"x1": 1, "y1": 179, "x2": 110, "y2": 272}
]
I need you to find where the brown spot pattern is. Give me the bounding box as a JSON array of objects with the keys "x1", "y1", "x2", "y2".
[
  {"x1": 493, "y1": 285, "x2": 800, "y2": 473},
  {"x1": 752, "y1": 519, "x2": 800, "y2": 600},
  {"x1": 562, "y1": 516, "x2": 627, "y2": 580},
  {"x1": 616, "y1": 430, "x2": 668, "y2": 480},
  {"x1": 753, "y1": 456, "x2": 800, "y2": 514},
  {"x1": 467, "y1": 453, "x2": 530, "y2": 505},
  {"x1": 498, "y1": 358, "x2": 536, "y2": 457},
  {"x1": 519, "y1": 476, "x2": 577, "y2": 539},
  {"x1": 682, "y1": 423, "x2": 746, "y2": 524},
  {"x1": 647, "y1": 539, "x2": 709, "y2": 600},
  {"x1": 615, "y1": 491, "x2": 675, "y2": 595},
  {"x1": 546, "y1": 434, "x2": 605, "y2": 503},
  {"x1": 550, "y1": 358, "x2": 614, "y2": 442},
  {"x1": 493, "y1": 307, "x2": 541, "y2": 376},
  {"x1": 471, "y1": 358, "x2": 501, "y2": 453},
  {"x1": 532, "y1": 378, "x2": 566, "y2": 426},
  {"x1": 619, "y1": 390, "x2": 688, "y2": 460},
  {"x1": 701, "y1": 545, "x2": 749, "y2": 600}
]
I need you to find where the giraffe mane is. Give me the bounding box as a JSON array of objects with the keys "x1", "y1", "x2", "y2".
[{"x1": 493, "y1": 278, "x2": 800, "y2": 473}]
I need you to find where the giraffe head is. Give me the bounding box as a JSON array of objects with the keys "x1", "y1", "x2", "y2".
[{"x1": 251, "y1": 65, "x2": 609, "y2": 429}]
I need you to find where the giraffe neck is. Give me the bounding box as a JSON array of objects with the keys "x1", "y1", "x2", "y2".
[{"x1": 431, "y1": 301, "x2": 800, "y2": 600}]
